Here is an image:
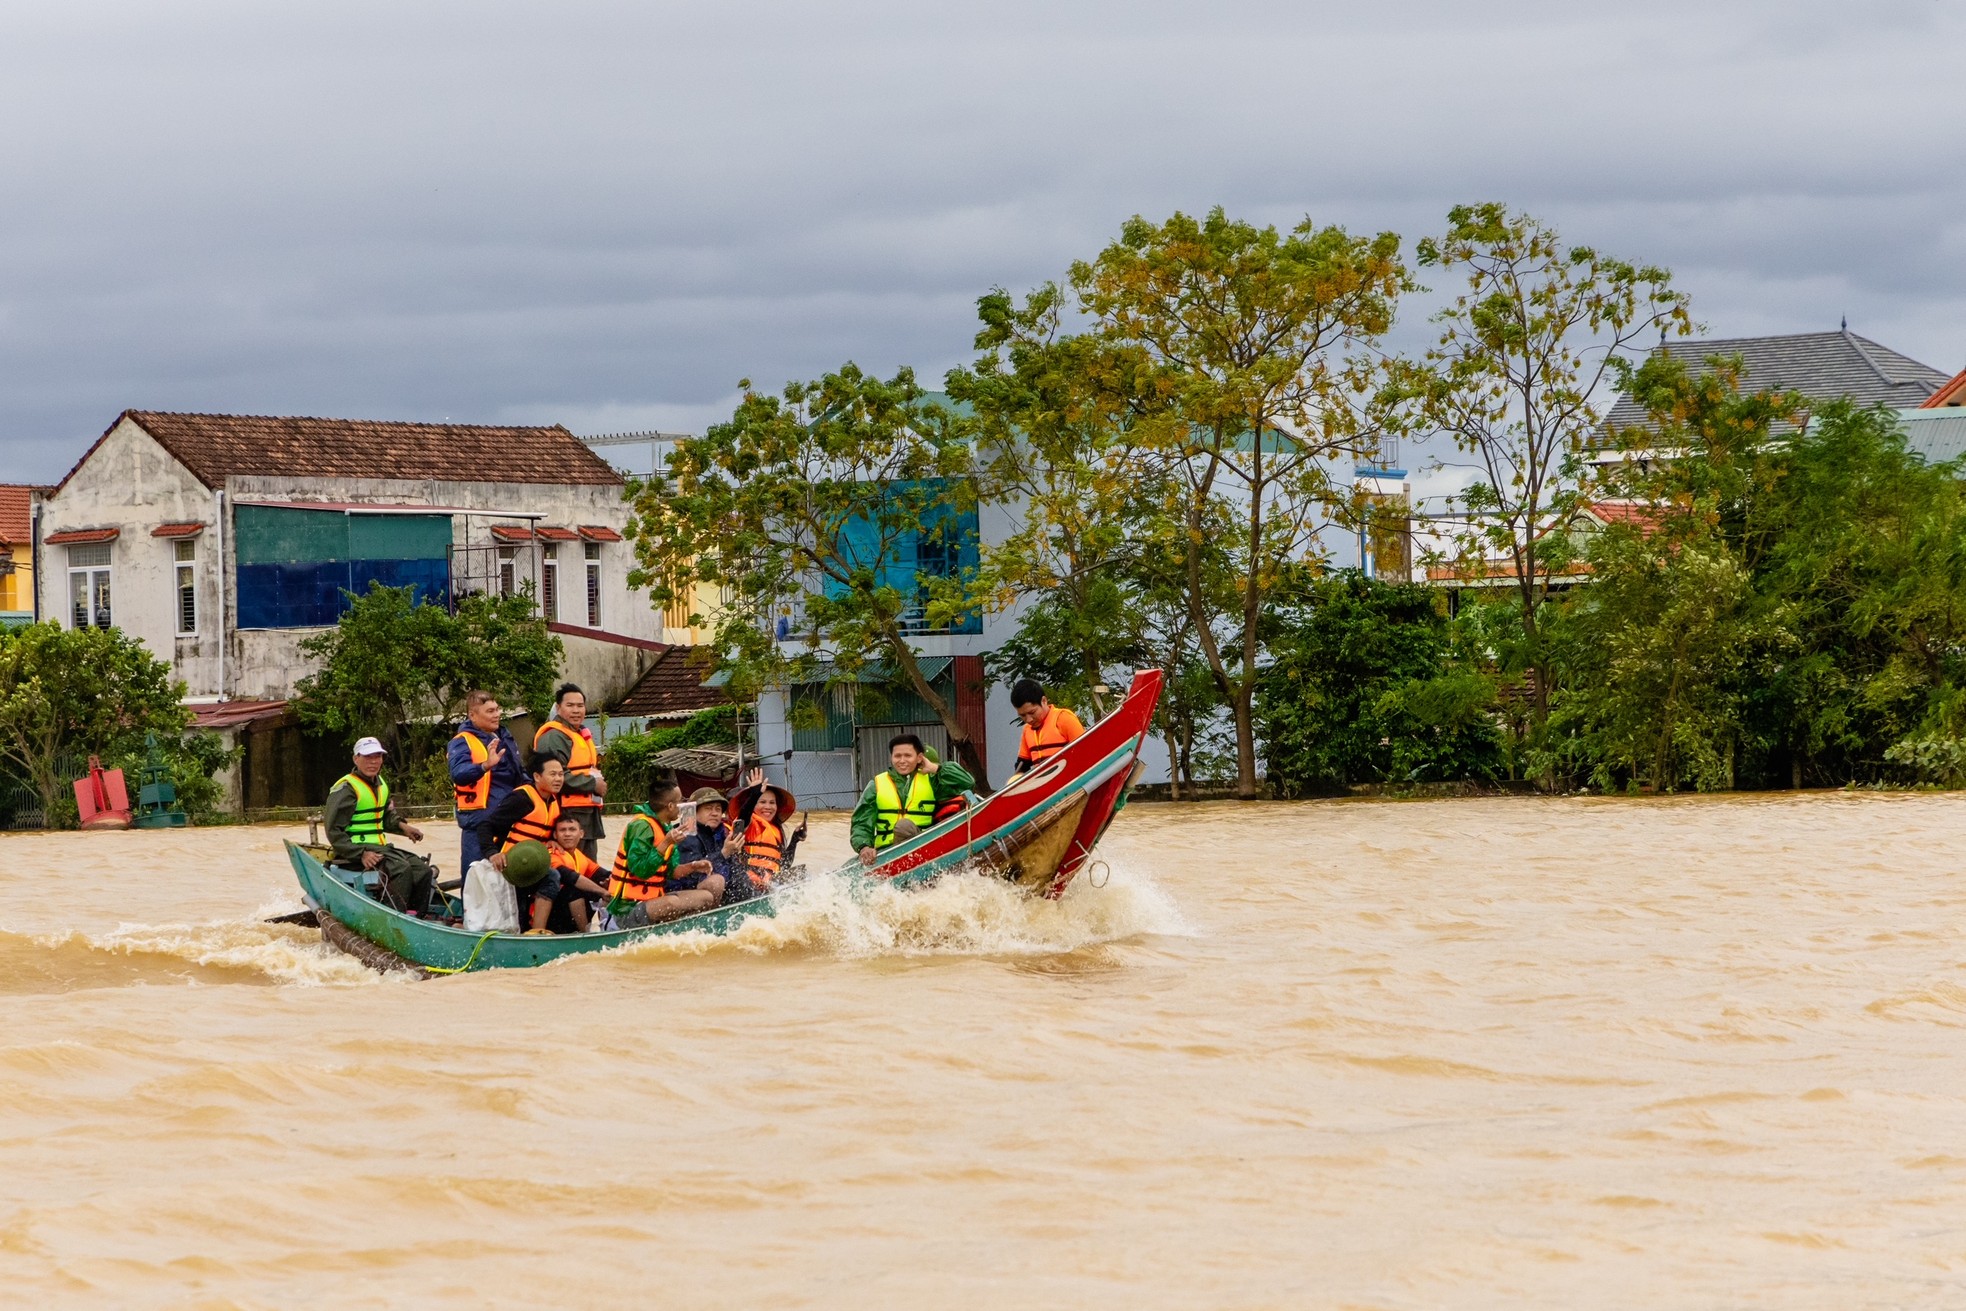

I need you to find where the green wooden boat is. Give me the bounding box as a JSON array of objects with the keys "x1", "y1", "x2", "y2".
[{"x1": 287, "y1": 669, "x2": 1164, "y2": 975}]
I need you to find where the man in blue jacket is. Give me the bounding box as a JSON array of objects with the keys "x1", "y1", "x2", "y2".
[{"x1": 448, "y1": 689, "x2": 527, "y2": 875}]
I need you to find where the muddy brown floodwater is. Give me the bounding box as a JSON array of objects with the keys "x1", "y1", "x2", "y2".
[{"x1": 4, "y1": 794, "x2": 1966, "y2": 1308}]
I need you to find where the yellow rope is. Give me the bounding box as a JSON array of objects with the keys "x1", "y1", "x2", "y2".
[{"x1": 424, "y1": 931, "x2": 500, "y2": 975}]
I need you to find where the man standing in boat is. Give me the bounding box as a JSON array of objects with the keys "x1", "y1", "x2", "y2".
[
  {"x1": 852, "y1": 733, "x2": 975, "y2": 864},
  {"x1": 323, "y1": 737, "x2": 434, "y2": 914},
  {"x1": 447, "y1": 690, "x2": 526, "y2": 877},
  {"x1": 1010, "y1": 679, "x2": 1085, "y2": 776},
  {"x1": 533, "y1": 683, "x2": 606, "y2": 862}
]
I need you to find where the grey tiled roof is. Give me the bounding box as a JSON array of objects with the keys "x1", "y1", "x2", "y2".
[{"x1": 1606, "y1": 330, "x2": 1949, "y2": 430}]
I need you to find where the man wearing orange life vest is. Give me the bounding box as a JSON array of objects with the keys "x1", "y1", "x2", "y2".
[
  {"x1": 481, "y1": 754, "x2": 565, "y2": 868},
  {"x1": 447, "y1": 689, "x2": 525, "y2": 877},
  {"x1": 533, "y1": 683, "x2": 607, "y2": 862},
  {"x1": 1010, "y1": 679, "x2": 1086, "y2": 776},
  {"x1": 603, "y1": 774, "x2": 721, "y2": 927},
  {"x1": 543, "y1": 813, "x2": 611, "y2": 933},
  {"x1": 479, "y1": 753, "x2": 568, "y2": 933}
]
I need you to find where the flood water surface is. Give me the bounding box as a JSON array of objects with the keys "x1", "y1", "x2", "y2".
[{"x1": 4, "y1": 795, "x2": 1966, "y2": 1308}]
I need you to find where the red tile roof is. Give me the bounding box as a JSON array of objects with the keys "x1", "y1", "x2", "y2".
[
  {"x1": 44, "y1": 527, "x2": 120, "y2": 545},
  {"x1": 1919, "y1": 366, "x2": 1966, "y2": 408},
  {"x1": 610, "y1": 645, "x2": 730, "y2": 720},
  {"x1": 0, "y1": 485, "x2": 32, "y2": 547},
  {"x1": 58, "y1": 410, "x2": 622, "y2": 493},
  {"x1": 151, "y1": 522, "x2": 205, "y2": 538},
  {"x1": 1583, "y1": 501, "x2": 1672, "y2": 534},
  {"x1": 579, "y1": 525, "x2": 623, "y2": 542},
  {"x1": 536, "y1": 526, "x2": 580, "y2": 541},
  {"x1": 489, "y1": 524, "x2": 533, "y2": 542}
]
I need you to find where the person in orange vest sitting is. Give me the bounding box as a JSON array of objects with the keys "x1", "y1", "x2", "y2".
[
  {"x1": 533, "y1": 683, "x2": 606, "y2": 861},
  {"x1": 602, "y1": 774, "x2": 722, "y2": 928},
  {"x1": 1011, "y1": 679, "x2": 1086, "y2": 776},
  {"x1": 728, "y1": 766, "x2": 807, "y2": 899},
  {"x1": 480, "y1": 754, "x2": 567, "y2": 933},
  {"x1": 543, "y1": 813, "x2": 611, "y2": 933},
  {"x1": 481, "y1": 754, "x2": 564, "y2": 869}
]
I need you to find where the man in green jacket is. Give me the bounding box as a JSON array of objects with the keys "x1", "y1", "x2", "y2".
[
  {"x1": 851, "y1": 734, "x2": 975, "y2": 863},
  {"x1": 323, "y1": 736, "x2": 434, "y2": 913},
  {"x1": 606, "y1": 775, "x2": 721, "y2": 927}
]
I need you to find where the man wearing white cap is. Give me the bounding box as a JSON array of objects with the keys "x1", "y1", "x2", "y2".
[{"x1": 323, "y1": 736, "x2": 434, "y2": 914}]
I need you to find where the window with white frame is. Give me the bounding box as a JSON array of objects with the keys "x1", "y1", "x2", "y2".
[
  {"x1": 541, "y1": 544, "x2": 558, "y2": 621},
  {"x1": 584, "y1": 541, "x2": 601, "y2": 627},
  {"x1": 174, "y1": 539, "x2": 197, "y2": 635},
  {"x1": 66, "y1": 543, "x2": 113, "y2": 630}
]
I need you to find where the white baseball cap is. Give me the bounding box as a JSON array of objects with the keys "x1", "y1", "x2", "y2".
[{"x1": 353, "y1": 736, "x2": 388, "y2": 756}]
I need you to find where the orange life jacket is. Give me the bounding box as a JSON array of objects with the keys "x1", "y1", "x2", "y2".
[
  {"x1": 500, "y1": 784, "x2": 561, "y2": 852},
  {"x1": 534, "y1": 719, "x2": 601, "y2": 809},
  {"x1": 1018, "y1": 705, "x2": 1085, "y2": 769},
  {"x1": 608, "y1": 813, "x2": 675, "y2": 904},
  {"x1": 550, "y1": 843, "x2": 602, "y2": 887},
  {"x1": 743, "y1": 815, "x2": 783, "y2": 885},
  {"x1": 452, "y1": 730, "x2": 491, "y2": 812}
]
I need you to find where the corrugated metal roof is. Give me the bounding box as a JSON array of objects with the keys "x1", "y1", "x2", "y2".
[{"x1": 1896, "y1": 409, "x2": 1966, "y2": 467}]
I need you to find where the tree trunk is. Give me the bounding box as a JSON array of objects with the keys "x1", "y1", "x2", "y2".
[
  {"x1": 1163, "y1": 719, "x2": 1184, "y2": 801},
  {"x1": 1230, "y1": 684, "x2": 1258, "y2": 799}
]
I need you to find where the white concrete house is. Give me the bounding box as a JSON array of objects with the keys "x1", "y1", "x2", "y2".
[{"x1": 36, "y1": 410, "x2": 669, "y2": 710}]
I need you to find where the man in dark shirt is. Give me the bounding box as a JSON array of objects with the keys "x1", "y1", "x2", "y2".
[
  {"x1": 675, "y1": 787, "x2": 752, "y2": 903},
  {"x1": 447, "y1": 689, "x2": 526, "y2": 875}
]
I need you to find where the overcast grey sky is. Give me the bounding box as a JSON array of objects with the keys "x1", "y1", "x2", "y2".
[{"x1": 2, "y1": 0, "x2": 1960, "y2": 484}]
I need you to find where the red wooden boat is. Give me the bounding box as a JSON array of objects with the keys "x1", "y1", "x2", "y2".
[{"x1": 869, "y1": 667, "x2": 1162, "y2": 898}]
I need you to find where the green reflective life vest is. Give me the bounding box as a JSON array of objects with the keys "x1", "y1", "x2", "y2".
[
  {"x1": 872, "y1": 770, "x2": 937, "y2": 847},
  {"x1": 334, "y1": 773, "x2": 390, "y2": 846}
]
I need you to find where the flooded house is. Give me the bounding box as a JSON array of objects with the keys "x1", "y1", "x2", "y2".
[{"x1": 31, "y1": 410, "x2": 684, "y2": 806}]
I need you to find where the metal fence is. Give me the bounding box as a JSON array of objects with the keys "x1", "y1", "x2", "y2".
[{"x1": 0, "y1": 754, "x2": 83, "y2": 830}]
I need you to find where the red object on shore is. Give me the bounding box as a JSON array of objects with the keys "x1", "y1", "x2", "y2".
[{"x1": 75, "y1": 756, "x2": 133, "y2": 830}]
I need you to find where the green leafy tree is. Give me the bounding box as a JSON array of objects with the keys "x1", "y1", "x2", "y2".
[
  {"x1": 1074, "y1": 207, "x2": 1410, "y2": 797},
  {"x1": 626, "y1": 364, "x2": 992, "y2": 781},
  {"x1": 294, "y1": 586, "x2": 562, "y2": 786},
  {"x1": 1547, "y1": 537, "x2": 1763, "y2": 791},
  {"x1": 1411, "y1": 203, "x2": 1693, "y2": 728},
  {"x1": 1547, "y1": 353, "x2": 1966, "y2": 792},
  {"x1": 599, "y1": 705, "x2": 744, "y2": 802},
  {"x1": 1258, "y1": 573, "x2": 1502, "y2": 795},
  {"x1": 0, "y1": 622, "x2": 202, "y2": 824},
  {"x1": 949, "y1": 282, "x2": 1162, "y2": 718}
]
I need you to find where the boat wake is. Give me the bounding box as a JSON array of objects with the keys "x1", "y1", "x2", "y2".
[
  {"x1": 608, "y1": 859, "x2": 1191, "y2": 961},
  {"x1": 10, "y1": 901, "x2": 385, "y2": 992},
  {"x1": 3, "y1": 868, "x2": 1188, "y2": 991}
]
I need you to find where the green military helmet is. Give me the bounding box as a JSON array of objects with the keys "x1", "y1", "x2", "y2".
[
  {"x1": 920, "y1": 745, "x2": 940, "y2": 766},
  {"x1": 502, "y1": 839, "x2": 552, "y2": 888}
]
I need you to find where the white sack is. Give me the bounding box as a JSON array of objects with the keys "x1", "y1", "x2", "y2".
[{"x1": 461, "y1": 858, "x2": 519, "y2": 932}]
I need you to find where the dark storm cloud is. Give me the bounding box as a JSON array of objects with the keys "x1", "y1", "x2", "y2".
[{"x1": 3, "y1": 0, "x2": 1961, "y2": 481}]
